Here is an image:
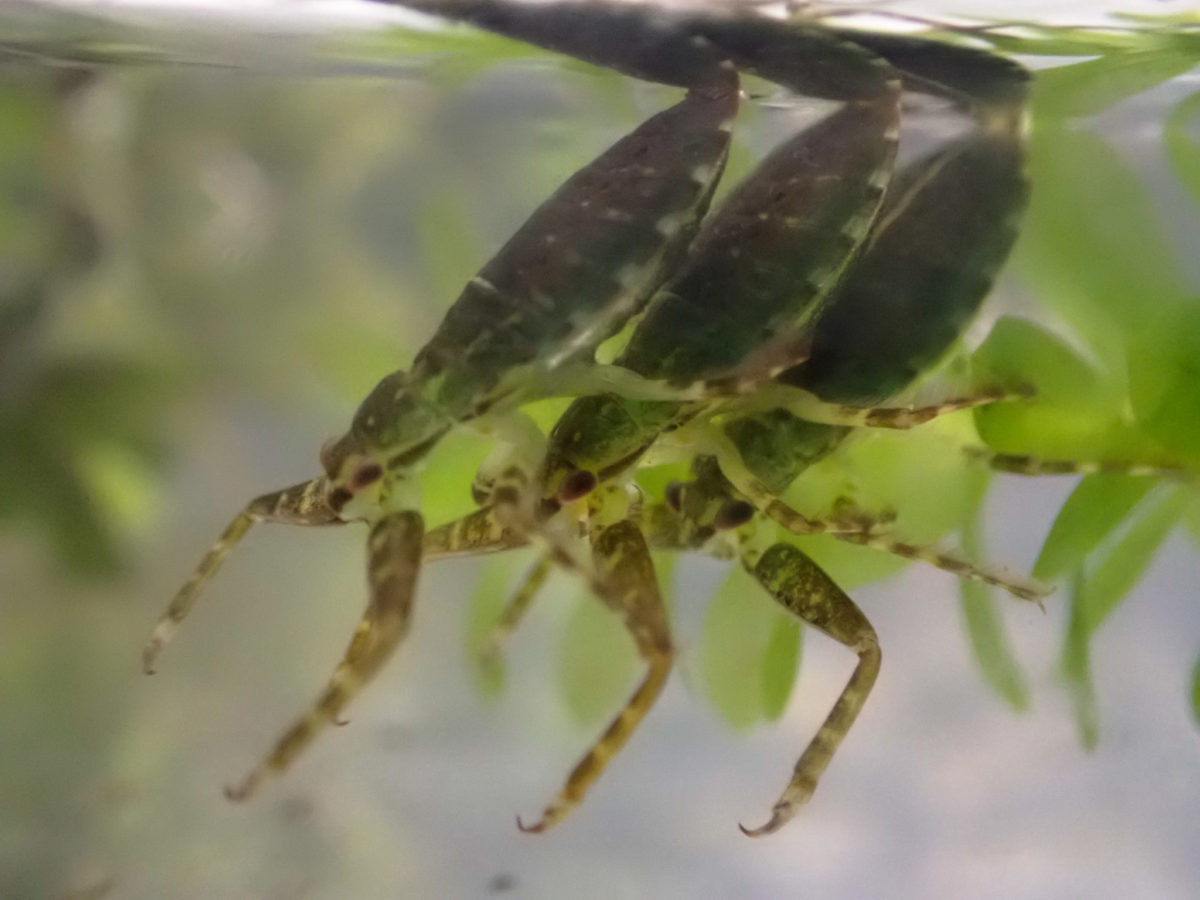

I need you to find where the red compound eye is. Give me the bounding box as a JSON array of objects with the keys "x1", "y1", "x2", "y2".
[
  {"x1": 348, "y1": 461, "x2": 383, "y2": 492},
  {"x1": 714, "y1": 500, "x2": 755, "y2": 530},
  {"x1": 664, "y1": 481, "x2": 685, "y2": 513},
  {"x1": 557, "y1": 468, "x2": 597, "y2": 503}
]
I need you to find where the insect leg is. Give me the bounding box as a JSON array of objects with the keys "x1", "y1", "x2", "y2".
[
  {"x1": 705, "y1": 435, "x2": 1051, "y2": 601},
  {"x1": 225, "y1": 510, "x2": 424, "y2": 801},
  {"x1": 964, "y1": 448, "x2": 1193, "y2": 479},
  {"x1": 743, "y1": 382, "x2": 1033, "y2": 430},
  {"x1": 479, "y1": 554, "x2": 553, "y2": 667},
  {"x1": 518, "y1": 514, "x2": 673, "y2": 833},
  {"x1": 143, "y1": 477, "x2": 340, "y2": 675},
  {"x1": 738, "y1": 541, "x2": 880, "y2": 837}
]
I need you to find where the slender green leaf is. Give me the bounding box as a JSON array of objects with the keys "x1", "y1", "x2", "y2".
[
  {"x1": 1166, "y1": 89, "x2": 1200, "y2": 207},
  {"x1": 1061, "y1": 573, "x2": 1101, "y2": 750},
  {"x1": 414, "y1": 185, "x2": 487, "y2": 304},
  {"x1": 979, "y1": 28, "x2": 1145, "y2": 59},
  {"x1": 1033, "y1": 476, "x2": 1157, "y2": 580},
  {"x1": 1033, "y1": 48, "x2": 1200, "y2": 121},
  {"x1": 1126, "y1": 305, "x2": 1200, "y2": 466},
  {"x1": 1183, "y1": 494, "x2": 1200, "y2": 546},
  {"x1": 559, "y1": 585, "x2": 637, "y2": 727},
  {"x1": 1014, "y1": 126, "x2": 1191, "y2": 358},
  {"x1": 465, "y1": 556, "x2": 522, "y2": 698},
  {"x1": 959, "y1": 514, "x2": 1030, "y2": 711},
  {"x1": 1191, "y1": 654, "x2": 1200, "y2": 728},
  {"x1": 972, "y1": 316, "x2": 1148, "y2": 460},
  {"x1": 1076, "y1": 486, "x2": 1189, "y2": 632},
  {"x1": 701, "y1": 565, "x2": 780, "y2": 730}
]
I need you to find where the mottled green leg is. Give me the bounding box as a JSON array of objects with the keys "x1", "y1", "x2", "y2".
[
  {"x1": 479, "y1": 554, "x2": 553, "y2": 666},
  {"x1": 834, "y1": 528, "x2": 1050, "y2": 602},
  {"x1": 738, "y1": 541, "x2": 881, "y2": 836},
  {"x1": 143, "y1": 477, "x2": 340, "y2": 675},
  {"x1": 750, "y1": 382, "x2": 1032, "y2": 429},
  {"x1": 551, "y1": 354, "x2": 810, "y2": 404},
  {"x1": 422, "y1": 504, "x2": 530, "y2": 561},
  {"x1": 518, "y1": 515, "x2": 674, "y2": 833},
  {"x1": 707, "y1": 432, "x2": 1050, "y2": 602},
  {"x1": 965, "y1": 447, "x2": 1192, "y2": 479},
  {"x1": 225, "y1": 511, "x2": 424, "y2": 801},
  {"x1": 706, "y1": 429, "x2": 890, "y2": 540}
]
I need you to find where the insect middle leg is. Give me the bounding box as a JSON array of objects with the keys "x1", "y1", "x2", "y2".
[
  {"x1": 737, "y1": 539, "x2": 880, "y2": 837},
  {"x1": 425, "y1": 486, "x2": 673, "y2": 832},
  {"x1": 517, "y1": 511, "x2": 674, "y2": 833}
]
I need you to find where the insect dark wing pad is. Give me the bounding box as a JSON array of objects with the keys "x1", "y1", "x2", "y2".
[{"x1": 349, "y1": 461, "x2": 384, "y2": 492}]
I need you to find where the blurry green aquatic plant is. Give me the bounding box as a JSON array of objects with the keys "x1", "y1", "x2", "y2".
[{"x1": 0, "y1": 65, "x2": 174, "y2": 579}]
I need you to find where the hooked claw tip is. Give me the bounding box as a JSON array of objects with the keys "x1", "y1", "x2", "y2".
[
  {"x1": 738, "y1": 811, "x2": 786, "y2": 838},
  {"x1": 515, "y1": 814, "x2": 545, "y2": 835},
  {"x1": 224, "y1": 774, "x2": 260, "y2": 804},
  {"x1": 141, "y1": 641, "x2": 161, "y2": 676},
  {"x1": 737, "y1": 821, "x2": 773, "y2": 838}
]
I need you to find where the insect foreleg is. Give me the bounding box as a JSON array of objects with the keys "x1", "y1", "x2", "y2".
[
  {"x1": 965, "y1": 448, "x2": 1194, "y2": 480},
  {"x1": 518, "y1": 516, "x2": 673, "y2": 834},
  {"x1": 736, "y1": 541, "x2": 880, "y2": 837},
  {"x1": 477, "y1": 555, "x2": 554, "y2": 668},
  {"x1": 143, "y1": 477, "x2": 341, "y2": 675},
  {"x1": 225, "y1": 511, "x2": 424, "y2": 801}
]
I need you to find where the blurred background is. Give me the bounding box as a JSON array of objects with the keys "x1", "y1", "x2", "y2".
[{"x1": 2, "y1": 1, "x2": 1200, "y2": 897}]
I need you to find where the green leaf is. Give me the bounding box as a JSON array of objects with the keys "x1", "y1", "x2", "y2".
[
  {"x1": 414, "y1": 185, "x2": 487, "y2": 304},
  {"x1": 1014, "y1": 126, "x2": 1192, "y2": 360},
  {"x1": 1126, "y1": 305, "x2": 1200, "y2": 466},
  {"x1": 972, "y1": 316, "x2": 1127, "y2": 458},
  {"x1": 1061, "y1": 573, "x2": 1101, "y2": 750},
  {"x1": 959, "y1": 515, "x2": 1030, "y2": 711},
  {"x1": 558, "y1": 585, "x2": 637, "y2": 727},
  {"x1": 1058, "y1": 487, "x2": 1189, "y2": 749},
  {"x1": 1183, "y1": 495, "x2": 1200, "y2": 546},
  {"x1": 1075, "y1": 486, "x2": 1189, "y2": 633},
  {"x1": 465, "y1": 556, "x2": 524, "y2": 698},
  {"x1": 1166, "y1": 89, "x2": 1200, "y2": 207},
  {"x1": 760, "y1": 617, "x2": 803, "y2": 722},
  {"x1": 977, "y1": 24, "x2": 1149, "y2": 58},
  {"x1": 1191, "y1": 654, "x2": 1200, "y2": 729},
  {"x1": 701, "y1": 565, "x2": 786, "y2": 730},
  {"x1": 1033, "y1": 476, "x2": 1157, "y2": 581},
  {"x1": 1032, "y1": 48, "x2": 1200, "y2": 121}
]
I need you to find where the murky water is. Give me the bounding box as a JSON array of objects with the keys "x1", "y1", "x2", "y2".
[{"x1": 2, "y1": 3, "x2": 1200, "y2": 898}]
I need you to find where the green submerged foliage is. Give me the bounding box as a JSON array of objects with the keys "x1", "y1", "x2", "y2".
[{"x1": 3, "y1": 6, "x2": 1200, "y2": 753}]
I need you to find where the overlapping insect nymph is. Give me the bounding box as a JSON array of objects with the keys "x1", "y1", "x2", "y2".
[
  {"x1": 144, "y1": 0, "x2": 1042, "y2": 831},
  {"x1": 421, "y1": 5, "x2": 1042, "y2": 836}
]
